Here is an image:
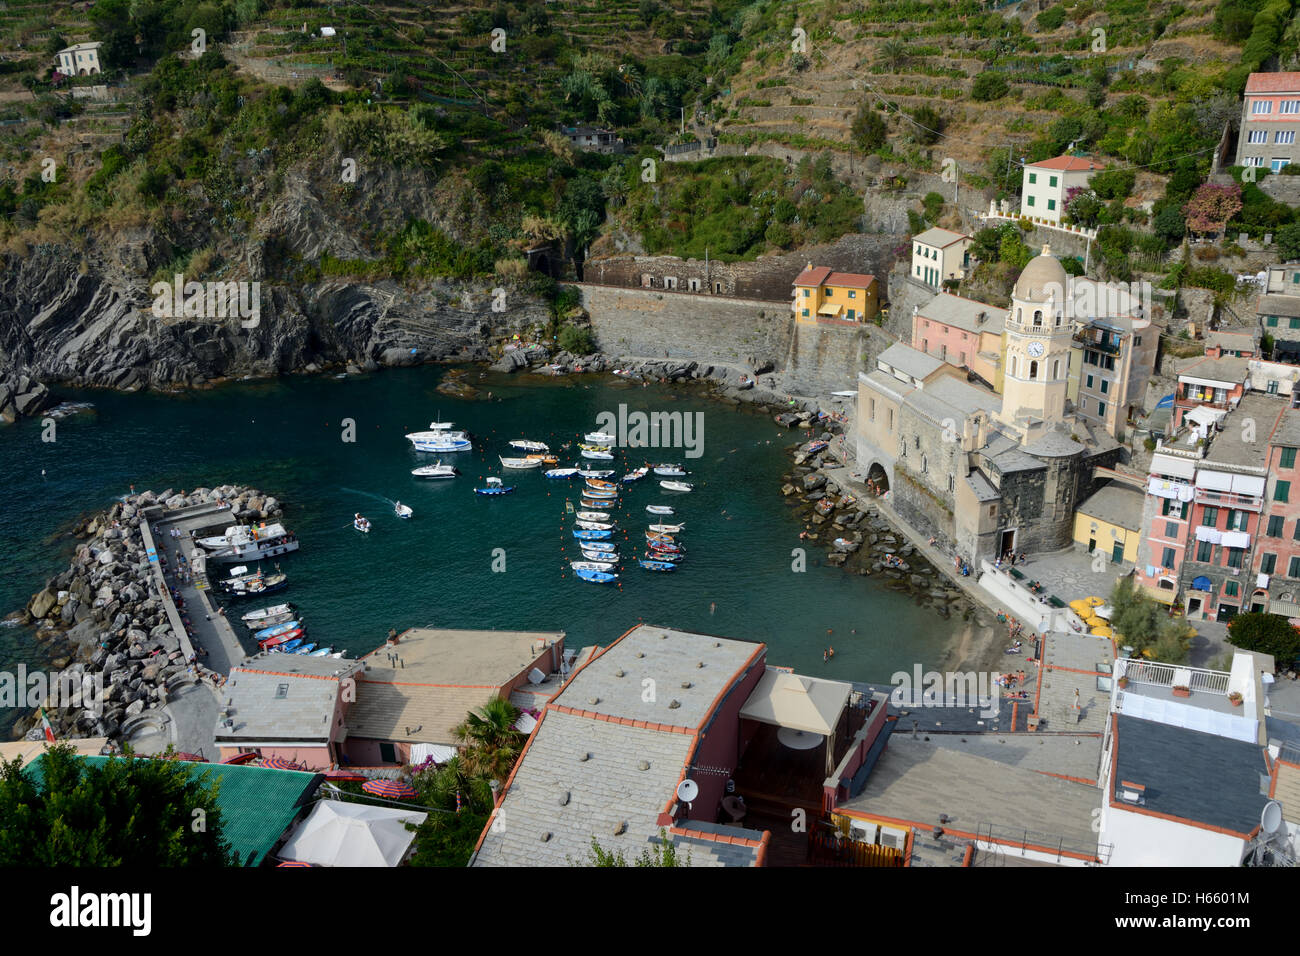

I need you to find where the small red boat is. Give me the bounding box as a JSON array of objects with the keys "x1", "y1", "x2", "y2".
[{"x1": 260, "y1": 628, "x2": 304, "y2": 649}]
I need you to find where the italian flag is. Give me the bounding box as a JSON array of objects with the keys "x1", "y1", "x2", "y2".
[{"x1": 37, "y1": 707, "x2": 55, "y2": 744}]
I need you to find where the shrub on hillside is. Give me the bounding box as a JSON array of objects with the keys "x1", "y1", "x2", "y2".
[{"x1": 971, "y1": 72, "x2": 1009, "y2": 102}]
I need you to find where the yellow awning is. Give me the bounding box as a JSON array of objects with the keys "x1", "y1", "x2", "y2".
[{"x1": 817, "y1": 302, "x2": 841, "y2": 316}]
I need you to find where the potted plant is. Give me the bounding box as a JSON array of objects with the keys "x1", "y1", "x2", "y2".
[
  {"x1": 1172, "y1": 684, "x2": 1191, "y2": 698},
  {"x1": 1228, "y1": 691, "x2": 1243, "y2": 707},
  {"x1": 1117, "y1": 676, "x2": 1129, "y2": 689}
]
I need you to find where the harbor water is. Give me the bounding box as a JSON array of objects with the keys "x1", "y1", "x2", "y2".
[{"x1": 0, "y1": 366, "x2": 968, "y2": 735}]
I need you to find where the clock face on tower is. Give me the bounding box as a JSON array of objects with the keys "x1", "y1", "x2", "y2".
[{"x1": 1027, "y1": 341, "x2": 1045, "y2": 358}]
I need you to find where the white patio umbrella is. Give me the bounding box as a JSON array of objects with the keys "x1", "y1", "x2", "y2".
[{"x1": 278, "y1": 801, "x2": 428, "y2": 867}]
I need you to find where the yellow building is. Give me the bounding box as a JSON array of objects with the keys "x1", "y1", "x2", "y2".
[
  {"x1": 1072, "y1": 480, "x2": 1144, "y2": 565},
  {"x1": 792, "y1": 265, "x2": 880, "y2": 324}
]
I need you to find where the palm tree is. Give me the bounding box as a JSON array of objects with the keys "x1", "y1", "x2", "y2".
[
  {"x1": 878, "y1": 39, "x2": 909, "y2": 72},
  {"x1": 453, "y1": 697, "x2": 521, "y2": 753}
]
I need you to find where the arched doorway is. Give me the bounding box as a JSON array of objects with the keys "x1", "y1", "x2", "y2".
[{"x1": 866, "y1": 462, "x2": 890, "y2": 497}]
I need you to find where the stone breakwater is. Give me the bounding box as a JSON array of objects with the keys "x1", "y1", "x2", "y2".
[{"x1": 10, "y1": 484, "x2": 281, "y2": 743}]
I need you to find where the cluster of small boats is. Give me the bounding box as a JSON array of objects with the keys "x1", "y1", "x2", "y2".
[{"x1": 240, "y1": 603, "x2": 346, "y2": 658}]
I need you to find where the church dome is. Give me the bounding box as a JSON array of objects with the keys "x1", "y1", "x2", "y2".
[{"x1": 1014, "y1": 244, "x2": 1067, "y2": 303}]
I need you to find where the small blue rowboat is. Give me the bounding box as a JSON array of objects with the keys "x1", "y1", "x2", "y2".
[
  {"x1": 639, "y1": 559, "x2": 676, "y2": 572},
  {"x1": 475, "y1": 478, "x2": 514, "y2": 502},
  {"x1": 254, "y1": 620, "x2": 301, "y2": 640},
  {"x1": 279, "y1": 638, "x2": 304, "y2": 652},
  {"x1": 582, "y1": 541, "x2": 617, "y2": 553},
  {"x1": 308, "y1": 647, "x2": 333, "y2": 657},
  {"x1": 583, "y1": 488, "x2": 618, "y2": 499},
  {"x1": 575, "y1": 568, "x2": 618, "y2": 584},
  {"x1": 573, "y1": 528, "x2": 613, "y2": 540},
  {"x1": 293, "y1": 643, "x2": 317, "y2": 655}
]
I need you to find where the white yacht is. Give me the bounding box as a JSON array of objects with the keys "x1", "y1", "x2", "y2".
[
  {"x1": 405, "y1": 421, "x2": 473, "y2": 452},
  {"x1": 411, "y1": 461, "x2": 459, "y2": 479}
]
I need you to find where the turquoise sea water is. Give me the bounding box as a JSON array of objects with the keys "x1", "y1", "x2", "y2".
[{"x1": 0, "y1": 366, "x2": 963, "y2": 734}]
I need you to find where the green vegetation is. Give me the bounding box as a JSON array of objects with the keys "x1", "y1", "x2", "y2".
[
  {"x1": 1109, "y1": 576, "x2": 1192, "y2": 664},
  {"x1": 1227, "y1": 612, "x2": 1300, "y2": 664},
  {"x1": 578, "y1": 828, "x2": 692, "y2": 866},
  {"x1": 622, "y1": 152, "x2": 861, "y2": 258},
  {"x1": 0, "y1": 744, "x2": 236, "y2": 865}
]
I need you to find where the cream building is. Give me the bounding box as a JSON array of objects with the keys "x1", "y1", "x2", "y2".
[
  {"x1": 1020, "y1": 155, "x2": 1103, "y2": 224},
  {"x1": 55, "y1": 41, "x2": 103, "y2": 76},
  {"x1": 910, "y1": 227, "x2": 972, "y2": 290}
]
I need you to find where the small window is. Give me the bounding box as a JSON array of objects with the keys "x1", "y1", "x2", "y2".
[
  {"x1": 275, "y1": 684, "x2": 289, "y2": 699},
  {"x1": 1047, "y1": 198, "x2": 1056, "y2": 211},
  {"x1": 1027, "y1": 195, "x2": 1036, "y2": 207},
  {"x1": 1277, "y1": 480, "x2": 1292, "y2": 503},
  {"x1": 1097, "y1": 401, "x2": 1107, "y2": 417},
  {"x1": 1100, "y1": 379, "x2": 1109, "y2": 395},
  {"x1": 1283, "y1": 447, "x2": 1297, "y2": 469},
  {"x1": 1165, "y1": 522, "x2": 1178, "y2": 538},
  {"x1": 1291, "y1": 556, "x2": 1300, "y2": 578},
  {"x1": 1161, "y1": 547, "x2": 1176, "y2": 567},
  {"x1": 1226, "y1": 581, "x2": 1239, "y2": 597},
  {"x1": 1028, "y1": 172, "x2": 1037, "y2": 184},
  {"x1": 1049, "y1": 175, "x2": 1058, "y2": 188},
  {"x1": 1197, "y1": 539, "x2": 1213, "y2": 562},
  {"x1": 1263, "y1": 553, "x2": 1278, "y2": 574},
  {"x1": 1203, "y1": 506, "x2": 1219, "y2": 526},
  {"x1": 1268, "y1": 515, "x2": 1284, "y2": 537}
]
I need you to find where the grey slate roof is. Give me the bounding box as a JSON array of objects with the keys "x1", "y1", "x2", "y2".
[
  {"x1": 1272, "y1": 407, "x2": 1300, "y2": 450},
  {"x1": 548, "y1": 625, "x2": 762, "y2": 729},
  {"x1": 217, "y1": 654, "x2": 363, "y2": 745},
  {"x1": 1204, "y1": 394, "x2": 1282, "y2": 469},
  {"x1": 923, "y1": 375, "x2": 1002, "y2": 417},
  {"x1": 1114, "y1": 715, "x2": 1269, "y2": 834},
  {"x1": 1178, "y1": 355, "x2": 1251, "y2": 386},
  {"x1": 1077, "y1": 481, "x2": 1145, "y2": 532},
  {"x1": 912, "y1": 227, "x2": 970, "y2": 249},
  {"x1": 917, "y1": 292, "x2": 1004, "y2": 335},
  {"x1": 878, "y1": 343, "x2": 945, "y2": 383},
  {"x1": 860, "y1": 369, "x2": 916, "y2": 403},
  {"x1": 1258, "y1": 293, "x2": 1300, "y2": 319},
  {"x1": 1021, "y1": 428, "x2": 1085, "y2": 458},
  {"x1": 472, "y1": 710, "x2": 755, "y2": 866},
  {"x1": 966, "y1": 470, "x2": 1000, "y2": 502},
  {"x1": 472, "y1": 625, "x2": 767, "y2": 867}
]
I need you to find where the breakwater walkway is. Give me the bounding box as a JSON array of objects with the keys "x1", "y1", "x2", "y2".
[{"x1": 140, "y1": 502, "x2": 247, "y2": 676}]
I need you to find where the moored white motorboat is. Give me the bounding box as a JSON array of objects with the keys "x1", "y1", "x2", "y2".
[
  {"x1": 545, "y1": 467, "x2": 580, "y2": 478},
  {"x1": 411, "y1": 461, "x2": 459, "y2": 478},
  {"x1": 241, "y1": 603, "x2": 294, "y2": 624},
  {"x1": 508, "y1": 439, "x2": 550, "y2": 452},
  {"x1": 576, "y1": 510, "x2": 610, "y2": 521},
  {"x1": 406, "y1": 421, "x2": 472, "y2": 452},
  {"x1": 394, "y1": 502, "x2": 413, "y2": 519},
  {"x1": 577, "y1": 468, "x2": 615, "y2": 478},
  {"x1": 575, "y1": 520, "x2": 615, "y2": 531},
  {"x1": 653, "y1": 465, "x2": 688, "y2": 477},
  {"x1": 622, "y1": 467, "x2": 649, "y2": 483},
  {"x1": 500, "y1": 456, "x2": 544, "y2": 469},
  {"x1": 581, "y1": 547, "x2": 620, "y2": 562},
  {"x1": 197, "y1": 522, "x2": 291, "y2": 550},
  {"x1": 648, "y1": 522, "x2": 685, "y2": 533},
  {"x1": 660, "y1": 480, "x2": 693, "y2": 492},
  {"x1": 353, "y1": 514, "x2": 371, "y2": 533},
  {"x1": 581, "y1": 541, "x2": 616, "y2": 553},
  {"x1": 570, "y1": 560, "x2": 617, "y2": 572},
  {"x1": 645, "y1": 505, "x2": 675, "y2": 515},
  {"x1": 585, "y1": 431, "x2": 616, "y2": 444},
  {"x1": 581, "y1": 448, "x2": 614, "y2": 460}
]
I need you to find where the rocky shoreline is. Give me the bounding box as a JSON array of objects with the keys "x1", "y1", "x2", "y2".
[{"x1": 9, "y1": 485, "x2": 281, "y2": 744}]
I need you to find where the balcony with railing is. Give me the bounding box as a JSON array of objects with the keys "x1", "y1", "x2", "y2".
[
  {"x1": 1115, "y1": 659, "x2": 1237, "y2": 714},
  {"x1": 1193, "y1": 487, "x2": 1264, "y2": 512},
  {"x1": 1074, "y1": 330, "x2": 1123, "y2": 355}
]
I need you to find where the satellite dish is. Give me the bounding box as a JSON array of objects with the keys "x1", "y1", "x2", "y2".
[
  {"x1": 676, "y1": 779, "x2": 699, "y2": 803},
  {"x1": 1262, "y1": 800, "x2": 1284, "y2": 834}
]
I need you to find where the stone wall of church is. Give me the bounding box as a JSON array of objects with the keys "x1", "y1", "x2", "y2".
[
  {"x1": 989, "y1": 447, "x2": 1122, "y2": 554},
  {"x1": 888, "y1": 404, "x2": 973, "y2": 543}
]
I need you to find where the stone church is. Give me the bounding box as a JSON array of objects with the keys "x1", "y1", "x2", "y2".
[{"x1": 856, "y1": 246, "x2": 1122, "y2": 562}]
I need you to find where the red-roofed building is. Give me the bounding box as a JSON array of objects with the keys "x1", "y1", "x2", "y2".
[
  {"x1": 792, "y1": 264, "x2": 880, "y2": 324},
  {"x1": 1020, "y1": 154, "x2": 1104, "y2": 224},
  {"x1": 1236, "y1": 72, "x2": 1300, "y2": 173}
]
